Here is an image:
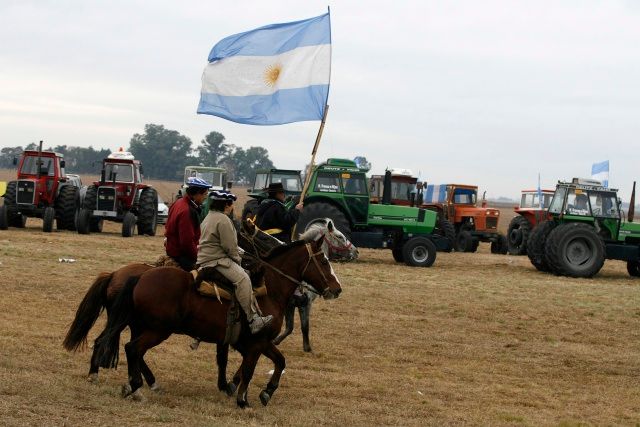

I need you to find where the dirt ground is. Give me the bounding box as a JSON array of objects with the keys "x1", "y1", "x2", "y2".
[
  {"x1": 0, "y1": 169, "x2": 639, "y2": 425},
  {"x1": 0, "y1": 213, "x2": 638, "y2": 426}
]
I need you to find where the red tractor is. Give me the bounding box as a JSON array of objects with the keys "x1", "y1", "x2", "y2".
[
  {"x1": 369, "y1": 168, "x2": 418, "y2": 206},
  {"x1": 506, "y1": 189, "x2": 554, "y2": 255},
  {"x1": 421, "y1": 183, "x2": 508, "y2": 254},
  {"x1": 76, "y1": 150, "x2": 157, "y2": 237},
  {"x1": 0, "y1": 141, "x2": 80, "y2": 232}
]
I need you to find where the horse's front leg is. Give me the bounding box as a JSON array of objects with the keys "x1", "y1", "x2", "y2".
[
  {"x1": 216, "y1": 343, "x2": 235, "y2": 396},
  {"x1": 299, "y1": 301, "x2": 312, "y2": 353},
  {"x1": 259, "y1": 342, "x2": 286, "y2": 406},
  {"x1": 272, "y1": 302, "x2": 295, "y2": 345},
  {"x1": 236, "y1": 346, "x2": 262, "y2": 408}
]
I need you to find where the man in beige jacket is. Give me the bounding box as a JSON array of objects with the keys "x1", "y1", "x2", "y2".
[{"x1": 197, "y1": 190, "x2": 273, "y2": 334}]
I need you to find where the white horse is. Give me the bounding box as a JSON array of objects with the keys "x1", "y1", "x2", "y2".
[{"x1": 270, "y1": 218, "x2": 357, "y2": 352}]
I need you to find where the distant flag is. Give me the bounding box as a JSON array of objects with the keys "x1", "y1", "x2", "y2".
[
  {"x1": 197, "y1": 12, "x2": 331, "y2": 125},
  {"x1": 591, "y1": 160, "x2": 609, "y2": 187},
  {"x1": 537, "y1": 173, "x2": 543, "y2": 209}
]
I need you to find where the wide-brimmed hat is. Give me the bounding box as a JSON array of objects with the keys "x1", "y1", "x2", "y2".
[
  {"x1": 186, "y1": 177, "x2": 212, "y2": 189},
  {"x1": 209, "y1": 190, "x2": 237, "y2": 201},
  {"x1": 264, "y1": 182, "x2": 285, "y2": 194}
]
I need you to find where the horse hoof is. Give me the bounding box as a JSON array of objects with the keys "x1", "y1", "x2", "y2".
[
  {"x1": 150, "y1": 382, "x2": 161, "y2": 393},
  {"x1": 87, "y1": 373, "x2": 99, "y2": 383},
  {"x1": 226, "y1": 382, "x2": 237, "y2": 397},
  {"x1": 237, "y1": 399, "x2": 249, "y2": 409},
  {"x1": 303, "y1": 346, "x2": 312, "y2": 353},
  {"x1": 259, "y1": 390, "x2": 271, "y2": 406},
  {"x1": 121, "y1": 384, "x2": 133, "y2": 398},
  {"x1": 132, "y1": 389, "x2": 145, "y2": 402}
]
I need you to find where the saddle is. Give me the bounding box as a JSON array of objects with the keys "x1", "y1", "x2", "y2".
[{"x1": 192, "y1": 267, "x2": 267, "y2": 303}]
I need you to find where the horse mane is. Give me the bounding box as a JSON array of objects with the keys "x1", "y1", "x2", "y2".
[
  {"x1": 298, "y1": 219, "x2": 327, "y2": 242},
  {"x1": 263, "y1": 240, "x2": 308, "y2": 261}
]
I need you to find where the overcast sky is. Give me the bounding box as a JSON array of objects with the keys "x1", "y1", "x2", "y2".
[{"x1": 1, "y1": 1, "x2": 639, "y2": 199}]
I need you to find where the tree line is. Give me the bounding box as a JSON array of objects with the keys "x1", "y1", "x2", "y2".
[{"x1": 0, "y1": 124, "x2": 274, "y2": 183}]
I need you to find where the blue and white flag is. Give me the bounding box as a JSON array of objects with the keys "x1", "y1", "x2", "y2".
[
  {"x1": 591, "y1": 160, "x2": 609, "y2": 187},
  {"x1": 197, "y1": 13, "x2": 331, "y2": 125}
]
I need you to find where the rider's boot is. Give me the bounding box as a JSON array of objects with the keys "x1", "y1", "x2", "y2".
[{"x1": 235, "y1": 275, "x2": 273, "y2": 334}]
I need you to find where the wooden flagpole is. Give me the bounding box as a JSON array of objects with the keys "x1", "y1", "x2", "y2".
[{"x1": 299, "y1": 104, "x2": 329, "y2": 202}]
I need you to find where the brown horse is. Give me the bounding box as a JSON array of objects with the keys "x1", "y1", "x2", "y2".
[
  {"x1": 63, "y1": 262, "x2": 232, "y2": 392},
  {"x1": 96, "y1": 238, "x2": 342, "y2": 407}
]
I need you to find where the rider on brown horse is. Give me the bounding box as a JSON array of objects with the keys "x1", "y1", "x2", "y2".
[
  {"x1": 197, "y1": 190, "x2": 273, "y2": 334},
  {"x1": 254, "y1": 182, "x2": 304, "y2": 242}
]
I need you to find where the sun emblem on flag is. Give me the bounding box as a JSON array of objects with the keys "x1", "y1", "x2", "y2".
[{"x1": 264, "y1": 63, "x2": 282, "y2": 87}]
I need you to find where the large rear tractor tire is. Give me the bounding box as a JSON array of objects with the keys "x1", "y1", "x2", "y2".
[
  {"x1": 241, "y1": 199, "x2": 260, "y2": 222},
  {"x1": 544, "y1": 223, "x2": 605, "y2": 278},
  {"x1": 137, "y1": 188, "x2": 158, "y2": 236},
  {"x1": 296, "y1": 202, "x2": 351, "y2": 240},
  {"x1": 627, "y1": 260, "x2": 640, "y2": 277},
  {"x1": 435, "y1": 219, "x2": 455, "y2": 253},
  {"x1": 490, "y1": 234, "x2": 508, "y2": 254},
  {"x1": 122, "y1": 212, "x2": 137, "y2": 237},
  {"x1": 526, "y1": 220, "x2": 556, "y2": 272},
  {"x1": 402, "y1": 237, "x2": 437, "y2": 267},
  {"x1": 55, "y1": 185, "x2": 80, "y2": 231},
  {"x1": 42, "y1": 206, "x2": 55, "y2": 233},
  {"x1": 0, "y1": 205, "x2": 8, "y2": 230},
  {"x1": 507, "y1": 215, "x2": 531, "y2": 255}
]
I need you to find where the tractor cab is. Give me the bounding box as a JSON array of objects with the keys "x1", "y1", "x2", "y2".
[
  {"x1": 183, "y1": 166, "x2": 227, "y2": 192},
  {"x1": 16, "y1": 150, "x2": 66, "y2": 207},
  {"x1": 519, "y1": 190, "x2": 555, "y2": 210},
  {"x1": 369, "y1": 168, "x2": 418, "y2": 206},
  {"x1": 241, "y1": 168, "x2": 302, "y2": 222},
  {"x1": 548, "y1": 179, "x2": 621, "y2": 240}
]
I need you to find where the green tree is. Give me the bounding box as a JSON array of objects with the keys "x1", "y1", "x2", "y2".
[
  {"x1": 0, "y1": 146, "x2": 23, "y2": 168},
  {"x1": 129, "y1": 124, "x2": 193, "y2": 180},
  {"x1": 197, "y1": 131, "x2": 231, "y2": 167},
  {"x1": 228, "y1": 146, "x2": 274, "y2": 183}
]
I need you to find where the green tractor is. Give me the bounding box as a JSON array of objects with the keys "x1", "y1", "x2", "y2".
[
  {"x1": 298, "y1": 159, "x2": 451, "y2": 266},
  {"x1": 241, "y1": 168, "x2": 303, "y2": 221},
  {"x1": 176, "y1": 166, "x2": 229, "y2": 220},
  {"x1": 527, "y1": 178, "x2": 640, "y2": 278}
]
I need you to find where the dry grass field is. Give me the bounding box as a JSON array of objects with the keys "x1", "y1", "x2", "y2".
[{"x1": 0, "y1": 171, "x2": 639, "y2": 425}]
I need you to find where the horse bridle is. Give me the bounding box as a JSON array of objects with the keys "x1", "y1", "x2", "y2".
[
  {"x1": 322, "y1": 233, "x2": 353, "y2": 254},
  {"x1": 240, "y1": 229, "x2": 333, "y2": 297}
]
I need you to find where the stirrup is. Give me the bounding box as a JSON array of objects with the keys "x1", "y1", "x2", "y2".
[{"x1": 249, "y1": 314, "x2": 273, "y2": 334}]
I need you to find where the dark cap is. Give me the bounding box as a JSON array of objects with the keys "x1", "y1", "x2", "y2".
[{"x1": 264, "y1": 182, "x2": 285, "y2": 194}]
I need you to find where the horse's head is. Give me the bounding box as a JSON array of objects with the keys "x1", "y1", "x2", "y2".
[
  {"x1": 300, "y1": 238, "x2": 342, "y2": 300},
  {"x1": 300, "y1": 218, "x2": 359, "y2": 262}
]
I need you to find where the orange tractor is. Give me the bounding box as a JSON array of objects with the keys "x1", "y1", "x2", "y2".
[
  {"x1": 421, "y1": 184, "x2": 507, "y2": 253},
  {"x1": 506, "y1": 189, "x2": 554, "y2": 255}
]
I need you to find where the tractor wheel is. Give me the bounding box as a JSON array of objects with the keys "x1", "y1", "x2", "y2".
[
  {"x1": 490, "y1": 235, "x2": 508, "y2": 254},
  {"x1": 544, "y1": 223, "x2": 605, "y2": 278},
  {"x1": 456, "y1": 230, "x2": 474, "y2": 252},
  {"x1": 122, "y1": 212, "x2": 136, "y2": 237},
  {"x1": 42, "y1": 207, "x2": 55, "y2": 232},
  {"x1": 83, "y1": 185, "x2": 97, "y2": 210},
  {"x1": 241, "y1": 199, "x2": 260, "y2": 223},
  {"x1": 435, "y1": 219, "x2": 455, "y2": 253},
  {"x1": 627, "y1": 260, "x2": 640, "y2": 277},
  {"x1": 507, "y1": 215, "x2": 531, "y2": 255},
  {"x1": 296, "y1": 202, "x2": 351, "y2": 239},
  {"x1": 137, "y1": 188, "x2": 158, "y2": 236},
  {"x1": 526, "y1": 220, "x2": 556, "y2": 272},
  {"x1": 76, "y1": 209, "x2": 91, "y2": 235},
  {"x1": 392, "y1": 247, "x2": 404, "y2": 262},
  {"x1": 2, "y1": 181, "x2": 24, "y2": 228},
  {"x1": 91, "y1": 218, "x2": 104, "y2": 233},
  {"x1": 0, "y1": 205, "x2": 8, "y2": 230},
  {"x1": 55, "y1": 185, "x2": 80, "y2": 231},
  {"x1": 402, "y1": 237, "x2": 437, "y2": 267}
]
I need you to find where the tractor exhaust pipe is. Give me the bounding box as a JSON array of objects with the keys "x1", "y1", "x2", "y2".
[
  {"x1": 382, "y1": 170, "x2": 392, "y2": 205},
  {"x1": 629, "y1": 181, "x2": 636, "y2": 222},
  {"x1": 37, "y1": 140, "x2": 43, "y2": 179}
]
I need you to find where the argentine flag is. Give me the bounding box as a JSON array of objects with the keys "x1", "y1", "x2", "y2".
[
  {"x1": 197, "y1": 13, "x2": 331, "y2": 125},
  {"x1": 591, "y1": 160, "x2": 609, "y2": 187}
]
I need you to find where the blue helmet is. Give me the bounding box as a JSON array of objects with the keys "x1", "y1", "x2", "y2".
[
  {"x1": 186, "y1": 177, "x2": 212, "y2": 189},
  {"x1": 209, "y1": 190, "x2": 237, "y2": 201}
]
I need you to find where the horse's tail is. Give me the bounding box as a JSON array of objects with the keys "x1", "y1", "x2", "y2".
[
  {"x1": 63, "y1": 272, "x2": 112, "y2": 352},
  {"x1": 95, "y1": 275, "x2": 139, "y2": 369}
]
